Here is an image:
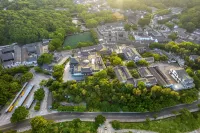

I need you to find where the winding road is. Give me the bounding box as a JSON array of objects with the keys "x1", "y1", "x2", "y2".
[{"x1": 0, "y1": 100, "x2": 200, "y2": 132}]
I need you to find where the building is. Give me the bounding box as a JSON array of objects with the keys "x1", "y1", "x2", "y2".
[
  {"x1": 0, "y1": 47, "x2": 15, "y2": 68},
  {"x1": 143, "y1": 57, "x2": 154, "y2": 64},
  {"x1": 138, "y1": 67, "x2": 153, "y2": 78},
  {"x1": 169, "y1": 68, "x2": 195, "y2": 90},
  {"x1": 69, "y1": 52, "x2": 106, "y2": 76},
  {"x1": 114, "y1": 66, "x2": 134, "y2": 83},
  {"x1": 135, "y1": 77, "x2": 157, "y2": 87},
  {"x1": 133, "y1": 31, "x2": 153, "y2": 41},
  {"x1": 97, "y1": 22, "x2": 130, "y2": 44},
  {"x1": 122, "y1": 46, "x2": 142, "y2": 62},
  {"x1": 42, "y1": 64, "x2": 53, "y2": 72},
  {"x1": 1, "y1": 47, "x2": 14, "y2": 54},
  {"x1": 189, "y1": 55, "x2": 199, "y2": 61}
]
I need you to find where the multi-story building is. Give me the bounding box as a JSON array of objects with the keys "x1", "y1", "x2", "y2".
[{"x1": 169, "y1": 69, "x2": 195, "y2": 90}]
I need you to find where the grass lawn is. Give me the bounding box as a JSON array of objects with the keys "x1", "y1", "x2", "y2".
[
  {"x1": 117, "y1": 110, "x2": 200, "y2": 133},
  {"x1": 63, "y1": 32, "x2": 94, "y2": 48}
]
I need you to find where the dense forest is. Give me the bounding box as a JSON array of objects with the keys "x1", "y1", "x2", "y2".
[
  {"x1": 0, "y1": 66, "x2": 32, "y2": 107},
  {"x1": 0, "y1": 10, "x2": 77, "y2": 45},
  {"x1": 0, "y1": 0, "x2": 78, "y2": 45},
  {"x1": 179, "y1": 6, "x2": 200, "y2": 32},
  {"x1": 47, "y1": 70, "x2": 198, "y2": 112},
  {"x1": 0, "y1": 0, "x2": 76, "y2": 10}
]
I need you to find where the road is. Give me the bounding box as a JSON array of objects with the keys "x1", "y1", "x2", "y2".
[{"x1": 0, "y1": 100, "x2": 200, "y2": 132}]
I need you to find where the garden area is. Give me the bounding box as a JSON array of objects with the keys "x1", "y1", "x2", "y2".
[{"x1": 63, "y1": 32, "x2": 95, "y2": 49}]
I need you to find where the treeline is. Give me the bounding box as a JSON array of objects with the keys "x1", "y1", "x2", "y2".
[
  {"x1": 142, "y1": 52, "x2": 168, "y2": 61},
  {"x1": 155, "y1": 9, "x2": 171, "y2": 16},
  {"x1": 138, "y1": 14, "x2": 151, "y2": 27},
  {"x1": 112, "y1": 109, "x2": 200, "y2": 133},
  {"x1": 79, "y1": 10, "x2": 116, "y2": 28},
  {"x1": 90, "y1": 29, "x2": 99, "y2": 44},
  {"x1": 179, "y1": 6, "x2": 200, "y2": 32},
  {"x1": 150, "y1": 42, "x2": 200, "y2": 56},
  {"x1": 0, "y1": 0, "x2": 76, "y2": 11},
  {"x1": 149, "y1": 42, "x2": 200, "y2": 70},
  {"x1": 0, "y1": 66, "x2": 32, "y2": 107},
  {"x1": 0, "y1": 10, "x2": 77, "y2": 45},
  {"x1": 3, "y1": 116, "x2": 98, "y2": 133},
  {"x1": 47, "y1": 70, "x2": 198, "y2": 112}
]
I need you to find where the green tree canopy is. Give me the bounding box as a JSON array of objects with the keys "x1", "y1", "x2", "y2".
[
  {"x1": 10, "y1": 106, "x2": 29, "y2": 123},
  {"x1": 37, "y1": 53, "x2": 53, "y2": 65},
  {"x1": 20, "y1": 72, "x2": 33, "y2": 83},
  {"x1": 31, "y1": 116, "x2": 52, "y2": 133},
  {"x1": 34, "y1": 88, "x2": 45, "y2": 101},
  {"x1": 95, "y1": 115, "x2": 106, "y2": 127}
]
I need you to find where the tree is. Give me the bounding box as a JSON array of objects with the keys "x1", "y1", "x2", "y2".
[
  {"x1": 86, "y1": 19, "x2": 98, "y2": 28},
  {"x1": 124, "y1": 24, "x2": 131, "y2": 31},
  {"x1": 138, "y1": 14, "x2": 151, "y2": 27},
  {"x1": 111, "y1": 56, "x2": 122, "y2": 66},
  {"x1": 34, "y1": 88, "x2": 45, "y2": 101},
  {"x1": 37, "y1": 53, "x2": 53, "y2": 65},
  {"x1": 126, "y1": 61, "x2": 136, "y2": 68},
  {"x1": 138, "y1": 81, "x2": 146, "y2": 89},
  {"x1": 10, "y1": 106, "x2": 29, "y2": 123},
  {"x1": 168, "y1": 32, "x2": 178, "y2": 41},
  {"x1": 165, "y1": 22, "x2": 174, "y2": 30},
  {"x1": 95, "y1": 115, "x2": 106, "y2": 127},
  {"x1": 52, "y1": 65, "x2": 64, "y2": 81},
  {"x1": 4, "y1": 130, "x2": 17, "y2": 133},
  {"x1": 130, "y1": 70, "x2": 139, "y2": 78},
  {"x1": 136, "y1": 59, "x2": 149, "y2": 66},
  {"x1": 48, "y1": 38, "x2": 63, "y2": 51},
  {"x1": 20, "y1": 72, "x2": 33, "y2": 83},
  {"x1": 31, "y1": 116, "x2": 52, "y2": 133},
  {"x1": 111, "y1": 120, "x2": 120, "y2": 129},
  {"x1": 186, "y1": 68, "x2": 194, "y2": 77},
  {"x1": 106, "y1": 67, "x2": 115, "y2": 79}
]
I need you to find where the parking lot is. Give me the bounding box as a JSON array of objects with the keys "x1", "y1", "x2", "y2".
[{"x1": 0, "y1": 70, "x2": 50, "y2": 126}]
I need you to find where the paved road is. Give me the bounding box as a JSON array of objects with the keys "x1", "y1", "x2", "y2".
[{"x1": 0, "y1": 100, "x2": 200, "y2": 132}]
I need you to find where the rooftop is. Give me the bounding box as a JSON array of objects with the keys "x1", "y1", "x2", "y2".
[
  {"x1": 138, "y1": 67, "x2": 153, "y2": 78},
  {"x1": 1, "y1": 53, "x2": 14, "y2": 61},
  {"x1": 1, "y1": 47, "x2": 14, "y2": 54},
  {"x1": 114, "y1": 66, "x2": 133, "y2": 83}
]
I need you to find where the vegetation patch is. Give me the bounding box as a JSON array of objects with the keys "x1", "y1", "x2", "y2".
[{"x1": 112, "y1": 109, "x2": 200, "y2": 133}]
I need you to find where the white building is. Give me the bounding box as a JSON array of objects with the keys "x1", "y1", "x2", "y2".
[{"x1": 169, "y1": 69, "x2": 195, "y2": 90}]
